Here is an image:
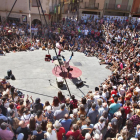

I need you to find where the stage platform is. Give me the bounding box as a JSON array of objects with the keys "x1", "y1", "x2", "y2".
[{"x1": 0, "y1": 49, "x2": 111, "y2": 103}]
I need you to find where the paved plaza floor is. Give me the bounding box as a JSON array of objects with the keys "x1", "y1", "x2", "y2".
[{"x1": 0, "y1": 49, "x2": 111, "y2": 103}]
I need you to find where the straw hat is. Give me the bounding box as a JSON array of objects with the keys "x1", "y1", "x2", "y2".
[{"x1": 53, "y1": 120, "x2": 62, "y2": 130}]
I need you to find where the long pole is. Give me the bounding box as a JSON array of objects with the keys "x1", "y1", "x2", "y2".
[
  {"x1": 29, "y1": 0, "x2": 32, "y2": 40},
  {"x1": 53, "y1": 44, "x2": 72, "y2": 97},
  {"x1": 38, "y1": 0, "x2": 47, "y2": 26},
  {"x1": 36, "y1": 0, "x2": 42, "y2": 22},
  {"x1": 38, "y1": 0, "x2": 72, "y2": 97},
  {"x1": 6, "y1": 0, "x2": 17, "y2": 20}
]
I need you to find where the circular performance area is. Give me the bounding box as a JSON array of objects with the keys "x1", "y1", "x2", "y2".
[
  {"x1": 52, "y1": 65, "x2": 82, "y2": 79},
  {"x1": 0, "y1": 49, "x2": 111, "y2": 103}
]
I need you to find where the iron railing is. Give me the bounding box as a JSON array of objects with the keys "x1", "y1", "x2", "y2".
[{"x1": 105, "y1": 3, "x2": 131, "y2": 12}]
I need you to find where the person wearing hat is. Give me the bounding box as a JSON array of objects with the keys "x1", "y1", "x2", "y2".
[
  {"x1": 0, "y1": 122, "x2": 14, "y2": 140},
  {"x1": 53, "y1": 120, "x2": 65, "y2": 140},
  {"x1": 45, "y1": 105, "x2": 54, "y2": 123}
]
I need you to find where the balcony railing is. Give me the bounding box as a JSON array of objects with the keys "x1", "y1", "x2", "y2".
[
  {"x1": 85, "y1": 2, "x2": 99, "y2": 9},
  {"x1": 79, "y1": 2, "x2": 99, "y2": 9},
  {"x1": 105, "y1": 3, "x2": 131, "y2": 12}
]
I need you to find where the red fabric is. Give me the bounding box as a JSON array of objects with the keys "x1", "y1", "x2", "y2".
[
  {"x1": 70, "y1": 99, "x2": 78, "y2": 109},
  {"x1": 66, "y1": 130, "x2": 84, "y2": 140},
  {"x1": 111, "y1": 90, "x2": 117, "y2": 96},
  {"x1": 109, "y1": 97, "x2": 114, "y2": 103},
  {"x1": 57, "y1": 127, "x2": 65, "y2": 140},
  {"x1": 125, "y1": 93, "x2": 132, "y2": 101},
  {"x1": 17, "y1": 105, "x2": 21, "y2": 110},
  {"x1": 123, "y1": 106, "x2": 130, "y2": 115}
]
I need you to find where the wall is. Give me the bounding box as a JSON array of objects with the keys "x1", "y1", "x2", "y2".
[
  {"x1": 0, "y1": 0, "x2": 51, "y2": 24},
  {"x1": 131, "y1": 0, "x2": 140, "y2": 14}
]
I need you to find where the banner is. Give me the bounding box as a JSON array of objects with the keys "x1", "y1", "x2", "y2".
[
  {"x1": 64, "y1": 0, "x2": 70, "y2": 4},
  {"x1": 58, "y1": 5, "x2": 60, "y2": 14}
]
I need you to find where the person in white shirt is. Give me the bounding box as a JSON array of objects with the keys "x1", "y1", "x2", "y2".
[
  {"x1": 94, "y1": 116, "x2": 105, "y2": 131},
  {"x1": 84, "y1": 29, "x2": 89, "y2": 36}
]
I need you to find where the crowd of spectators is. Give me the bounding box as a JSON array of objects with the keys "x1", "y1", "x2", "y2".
[{"x1": 0, "y1": 15, "x2": 140, "y2": 140}]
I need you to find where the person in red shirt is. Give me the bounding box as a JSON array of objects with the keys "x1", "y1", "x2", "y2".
[
  {"x1": 123, "y1": 100, "x2": 131, "y2": 116},
  {"x1": 125, "y1": 92, "x2": 132, "y2": 101},
  {"x1": 53, "y1": 120, "x2": 65, "y2": 140},
  {"x1": 111, "y1": 86, "x2": 117, "y2": 96},
  {"x1": 66, "y1": 124, "x2": 84, "y2": 140}
]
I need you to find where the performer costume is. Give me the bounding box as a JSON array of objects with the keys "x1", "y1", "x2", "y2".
[
  {"x1": 62, "y1": 52, "x2": 73, "y2": 75},
  {"x1": 56, "y1": 42, "x2": 62, "y2": 56}
]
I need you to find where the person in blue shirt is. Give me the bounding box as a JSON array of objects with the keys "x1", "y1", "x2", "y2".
[
  {"x1": 59, "y1": 114, "x2": 72, "y2": 133},
  {"x1": 108, "y1": 97, "x2": 121, "y2": 121}
]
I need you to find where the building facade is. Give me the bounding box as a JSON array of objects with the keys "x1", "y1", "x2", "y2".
[
  {"x1": 0, "y1": 0, "x2": 51, "y2": 25},
  {"x1": 0, "y1": 0, "x2": 139, "y2": 24},
  {"x1": 131, "y1": 0, "x2": 140, "y2": 17},
  {"x1": 104, "y1": 0, "x2": 133, "y2": 17}
]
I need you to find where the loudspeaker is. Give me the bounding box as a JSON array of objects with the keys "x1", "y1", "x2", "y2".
[
  {"x1": 7, "y1": 70, "x2": 12, "y2": 77},
  {"x1": 76, "y1": 80, "x2": 83, "y2": 87},
  {"x1": 56, "y1": 77, "x2": 64, "y2": 88},
  {"x1": 10, "y1": 74, "x2": 15, "y2": 80},
  {"x1": 4, "y1": 76, "x2": 10, "y2": 80}
]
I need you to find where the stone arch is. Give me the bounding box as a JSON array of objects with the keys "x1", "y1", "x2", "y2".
[{"x1": 32, "y1": 19, "x2": 42, "y2": 25}]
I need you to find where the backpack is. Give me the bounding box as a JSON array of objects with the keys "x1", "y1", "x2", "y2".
[{"x1": 65, "y1": 104, "x2": 71, "y2": 113}]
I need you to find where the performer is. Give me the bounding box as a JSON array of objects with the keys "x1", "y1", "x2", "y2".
[
  {"x1": 62, "y1": 52, "x2": 74, "y2": 77},
  {"x1": 56, "y1": 35, "x2": 64, "y2": 55},
  {"x1": 60, "y1": 35, "x2": 65, "y2": 47}
]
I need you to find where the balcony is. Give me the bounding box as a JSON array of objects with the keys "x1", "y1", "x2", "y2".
[
  {"x1": 79, "y1": 2, "x2": 99, "y2": 10},
  {"x1": 49, "y1": 5, "x2": 58, "y2": 14},
  {"x1": 85, "y1": 2, "x2": 99, "y2": 9},
  {"x1": 105, "y1": 3, "x2": 131, "y2": 12}
]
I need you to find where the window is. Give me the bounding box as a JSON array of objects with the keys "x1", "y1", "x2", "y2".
[{"x1": 32, "y1": 0, "x2": 41, "y2": 7}]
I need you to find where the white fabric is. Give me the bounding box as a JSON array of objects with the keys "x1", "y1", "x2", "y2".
[
  {"x1": 45, "y1": 130, "x2": 57, "y2": 140},
  {"x1": 52, "y1": 104, "x2": 61, "y2": 112},
  {"x1": 94, "y1": 122, "x2": 105, "y2": 131}
]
